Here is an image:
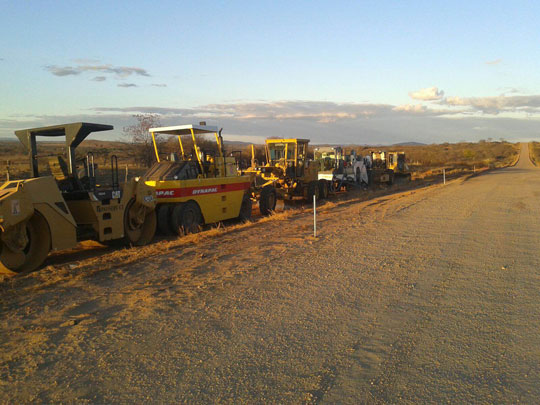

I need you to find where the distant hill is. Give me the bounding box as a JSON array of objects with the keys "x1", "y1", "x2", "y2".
[
  {"x1": 393, "y1": 141, "x2": 426, "y2": 146},
  {"x1": 223, "y1": 140, "x2": 252, "y2": 146}
]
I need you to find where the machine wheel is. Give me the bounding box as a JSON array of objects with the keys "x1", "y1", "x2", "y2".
[
  {"x1": 387, "y1": 172, "x2": 395, "y2": 186},
  {"x1": 259, "y1": 185, "x2": 277, "y2": 216},
  {"x1": 170, "y1": 204, "x2": 184, "y2": 236},
  {"x1": 329, "y1": 179, "x2": 337, "y2": 193},
  {"x1": 172, "y1": 201, "x2": 202, "y2": 235},
  {"x1": 157, "y1": 204, "x2": 173, "y2": 235},
  {"x1": 307, "y1": 181, "x2": 319, "y2": 202},
  {"x1": 0, "y1": 213, "x2": 51, "y2": 273},
  {"x1": 239, "y1": 193, "x2": 252, "y2": 221},
  {"x1": 318, "y1": 180, "x2": 329, "y2": 199},
  {"x1": 124, "y1": 199, "x2": 157, "y2": 246}
]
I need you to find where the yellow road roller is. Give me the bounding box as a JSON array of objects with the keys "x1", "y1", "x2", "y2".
[
  {"x1": 0, "y1": 123, "x2": 156, "y2": 273},
  {"x1": 142, "y1": 124, "x2": 252, "y2": 235}
]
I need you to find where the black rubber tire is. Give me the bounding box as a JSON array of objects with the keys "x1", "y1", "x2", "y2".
[
  {"x1": 0, "y1": 212, "x2": 51, "y2": 273},
  {"x1": 171, "y1": 204, "x2": 185, "y2": 236},
  {"x1": 157, "y1": 204, "x2": 173, "y2": 235},
  {"x1": 318, "y1": 180, "x2": 328, "y2": 199},
  {"x1": 239, "y1": 193, "x2": 252, "y2": 221},
  {"x1": 329, "y1": 179, "x2": 337, "y2": 193},
  {"x1": 307, "y1": 181, "x2": 319, "y2": 202},
  {"x1": 259, "y1": 185, "x2": 277, "y2": 216},
  {"x1": 172, "y1": 201, "x2": 202, "y2": 235}
]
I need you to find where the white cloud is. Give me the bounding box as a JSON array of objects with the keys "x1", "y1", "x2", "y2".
[
  {"x1": 409, "y1": 86, "x2": 445, "y2": 101},
  {"x1": 485, "y1": 58, "x2": 502, "y2": 65},
  {"x1": 45, "y1": 63, "x2": 150, "y2": 78},
  {"x1": 117, "y1": 83, "x2": 138, "y2": 88},
  {"x1": 393, "y1": 104, "x2": 427, "y2": 113},
  {"x1": 3, "y1": 102, "x2": 540, "y2": 145},
  {"x1": 441, "y1": 95, "x2": 540, "y2": 114}
]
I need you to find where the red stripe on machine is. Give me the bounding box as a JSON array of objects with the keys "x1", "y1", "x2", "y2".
[{"x1": 156, "y1": 182, "x2": 250, "y2": 198}]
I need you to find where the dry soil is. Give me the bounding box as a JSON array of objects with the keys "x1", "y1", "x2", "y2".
[{"x1": 1, "y1": 143, "x2": 539, "y2": 403}]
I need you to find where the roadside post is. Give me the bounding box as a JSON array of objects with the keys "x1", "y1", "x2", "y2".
[
  {"x1": 125, "y1": 165, "x2": 129, "y2": 183},
  {"x1": 443, "y1": 168, "x2": 446, "y2": 185},
  {"x1": 313, "y1": 194, "x2": 317, "y2": 237}
]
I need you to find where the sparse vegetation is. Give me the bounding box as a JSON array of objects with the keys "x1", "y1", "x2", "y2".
[
  {"x1": 0, "y1": 138, "x2": 520, "y2": 183},
  {"x1": 123, "y1": 114, "x2": 162, "y2": 168},
  {"x1": 529, "y1": 142, "x2": 540, "y2": 166},
  {"x1": 356, "y1": 141, "x2": 519, "y2": 176}
]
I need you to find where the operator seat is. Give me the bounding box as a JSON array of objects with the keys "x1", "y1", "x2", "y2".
[
  {"x1": 48, "y1": 156, "x2": 87, "y2": 197},
  {"x1": 286, "y1": 162, "x2": 296, "y2": 178}
]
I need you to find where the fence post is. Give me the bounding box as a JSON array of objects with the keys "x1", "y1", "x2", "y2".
[
  {"x1": 6, "y1": 160, "x2": 10, "y2": 181},
  {"x1": 313, "y1": 194, "x2": 317, "y2": 238},
  {"x1": 125, "y1": 165, "x2": 128, "y2": 183},
  {"x1": 443, "y1": 168, "x2": 446, "y2": 185}
]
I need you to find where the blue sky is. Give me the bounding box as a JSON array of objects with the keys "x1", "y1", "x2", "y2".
[{"x1": 1, "y1": 0, "x2": 540, "y2": 144}]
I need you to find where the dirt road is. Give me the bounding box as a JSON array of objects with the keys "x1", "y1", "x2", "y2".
[{"x1": 1, "y1": 143, "x2": 539, "y2": 403}]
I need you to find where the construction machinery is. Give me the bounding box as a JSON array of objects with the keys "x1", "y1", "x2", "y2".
[
  {"x1": 315, "y1": 147, "x2": 368, "y2": 191},
  {"x1": 142, "y1": 124, "x2": 253, "y2": 235},
  {"x1": 367, "y1": 151, "x2": 411, "y2": 185},
  {"x1": 244, "y1": 138, "x2": 324, "y2": 212},
  {"x1": 0, "y1": 123, "x2": 157, "y2": 273}
]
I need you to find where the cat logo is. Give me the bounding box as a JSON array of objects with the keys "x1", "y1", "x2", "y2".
[{"x1": 11, "y1": 200, "x2": 20, "y2": 216}]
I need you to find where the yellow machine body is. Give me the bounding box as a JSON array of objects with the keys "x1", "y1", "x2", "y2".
[
  {"x1": 368, "y1": 150, "x2": 411, "y2": 185},
  {"x1": 244, "y1": 138, "x2": 320, "y2": 200},
  {"x1": 146, "y1": 175, "x2": 250, "y2": 223},
  {"x1": 0, "y1": 123, "x2": 157, "y2": 273},
  {"x1": 144, "y1": 124, "x2": 252, "y2": 233}
]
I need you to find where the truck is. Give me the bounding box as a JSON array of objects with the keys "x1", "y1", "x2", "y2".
[{"x1": 315, "y1": 147, "x2": 368, "y2": 191}]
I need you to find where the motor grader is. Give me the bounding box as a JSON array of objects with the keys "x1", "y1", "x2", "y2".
[
  {"x1": 367, "y1": 151, "x2": 411, "y2": 185},
  {"x1": 244, "y1": 138, "x2": 325, "y2": 212},
  {"x1": 142, "y1": 124, "x2": 253, "y2": 236},
  {"x1": 0, "y1": 123, "x2": 157, "y2": 273}
]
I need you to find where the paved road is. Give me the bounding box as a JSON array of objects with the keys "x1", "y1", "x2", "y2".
[{"x1": 1, "y1": 144, "x2": 539, "y2": 403}]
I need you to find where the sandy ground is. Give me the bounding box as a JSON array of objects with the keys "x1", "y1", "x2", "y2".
[{"x1": 1, "y1": 143, "x2": 539, "y2": 403}]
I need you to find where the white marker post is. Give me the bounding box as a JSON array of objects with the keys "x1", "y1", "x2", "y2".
[
  {"x1": 313, "y1": 194, "x2": 317, "y2": 238},
  {"x1": 443, "y1": 168, "x2": 446, "y2": 185}
]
